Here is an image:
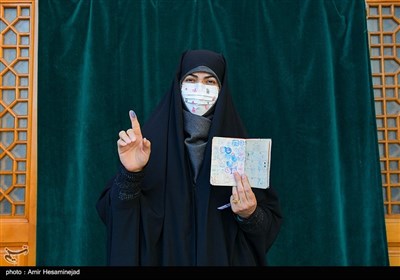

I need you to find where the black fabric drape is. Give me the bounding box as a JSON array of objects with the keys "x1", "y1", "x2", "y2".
[{"x1": 38, "y1": 0, "x2": 388, "y2": 265}]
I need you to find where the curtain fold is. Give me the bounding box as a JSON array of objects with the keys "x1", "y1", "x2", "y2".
[{"x1": 38, "y1": 0, "x2": 388, "y2": 265}]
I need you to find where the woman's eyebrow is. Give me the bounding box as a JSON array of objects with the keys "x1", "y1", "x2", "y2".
[{"x1": 186, "y1": 74, "x2": 216, "y2": 79}]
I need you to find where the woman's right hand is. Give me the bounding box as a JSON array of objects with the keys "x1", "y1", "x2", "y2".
[{"x1": 117, "y1": 110, "x2": 151, "y2": 172}]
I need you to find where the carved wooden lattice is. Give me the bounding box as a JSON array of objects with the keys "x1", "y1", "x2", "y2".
[
  {"x1": 0, "y1": 4, "x2": 32, "y2": 217},
  {"x1": 0, "y1": 0, "x2": 36, "y2": 266},
  {"x1": 367, "y1": 2, "x2": 400, "y2": 216}
]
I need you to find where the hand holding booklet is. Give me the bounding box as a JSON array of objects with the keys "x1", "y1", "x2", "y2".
[{"x1": 210, "y1": 137, "x2": 272, "y2": 189}]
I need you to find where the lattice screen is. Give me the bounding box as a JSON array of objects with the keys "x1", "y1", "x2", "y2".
[
  {"x1": 367, "y1": 2, "x2": 400, "y2": 215},
  {"x1": 0, "y1": 4, "x2": 33, "y2": 218}
]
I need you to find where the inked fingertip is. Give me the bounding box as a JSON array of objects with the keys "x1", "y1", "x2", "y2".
[{"x1": 129, "y1": 110, "x2": 136, "y2": 118}]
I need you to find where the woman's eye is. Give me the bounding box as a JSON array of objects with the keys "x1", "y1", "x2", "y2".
[
  {"x1": 184, "y1": 78, "x2": 195, "y2": 83},
  {"x1": 206, "y1": 79, "x2": 217, "y2": 85}
]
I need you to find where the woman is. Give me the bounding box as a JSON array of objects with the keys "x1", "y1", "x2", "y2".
[{"x1": 96, "y1": 49, "x2": 282, "y2": 265}]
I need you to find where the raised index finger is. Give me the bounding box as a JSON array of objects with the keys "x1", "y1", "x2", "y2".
[{"x1": 129, "y1": 110, "x2": 142, "y2": 137}]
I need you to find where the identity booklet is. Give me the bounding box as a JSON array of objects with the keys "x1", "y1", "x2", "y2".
[{"x1": 210, "y1": 137, "x2": 271, "y2": 189}]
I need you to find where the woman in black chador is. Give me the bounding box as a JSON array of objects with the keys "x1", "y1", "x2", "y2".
[{"x1": 96, "y1": 49, "x2": 282, "y2": 266}]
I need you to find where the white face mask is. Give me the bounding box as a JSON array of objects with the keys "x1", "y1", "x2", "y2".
[{"x1": 181, "y1": 82, "x2": 219, "y2": 116}]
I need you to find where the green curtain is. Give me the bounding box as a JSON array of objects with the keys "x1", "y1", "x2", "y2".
[{"x1": 37, "y1": 0, "x2": 389, "y2": 266}]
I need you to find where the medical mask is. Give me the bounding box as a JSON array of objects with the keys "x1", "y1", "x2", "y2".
[{"x1": 181, "y1": 82, "x2": 219, "y2": 116}]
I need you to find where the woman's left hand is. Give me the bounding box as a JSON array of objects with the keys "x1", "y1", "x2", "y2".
[{"x1": 230, "y1": 172, "x2": 257, "y2": 219}]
